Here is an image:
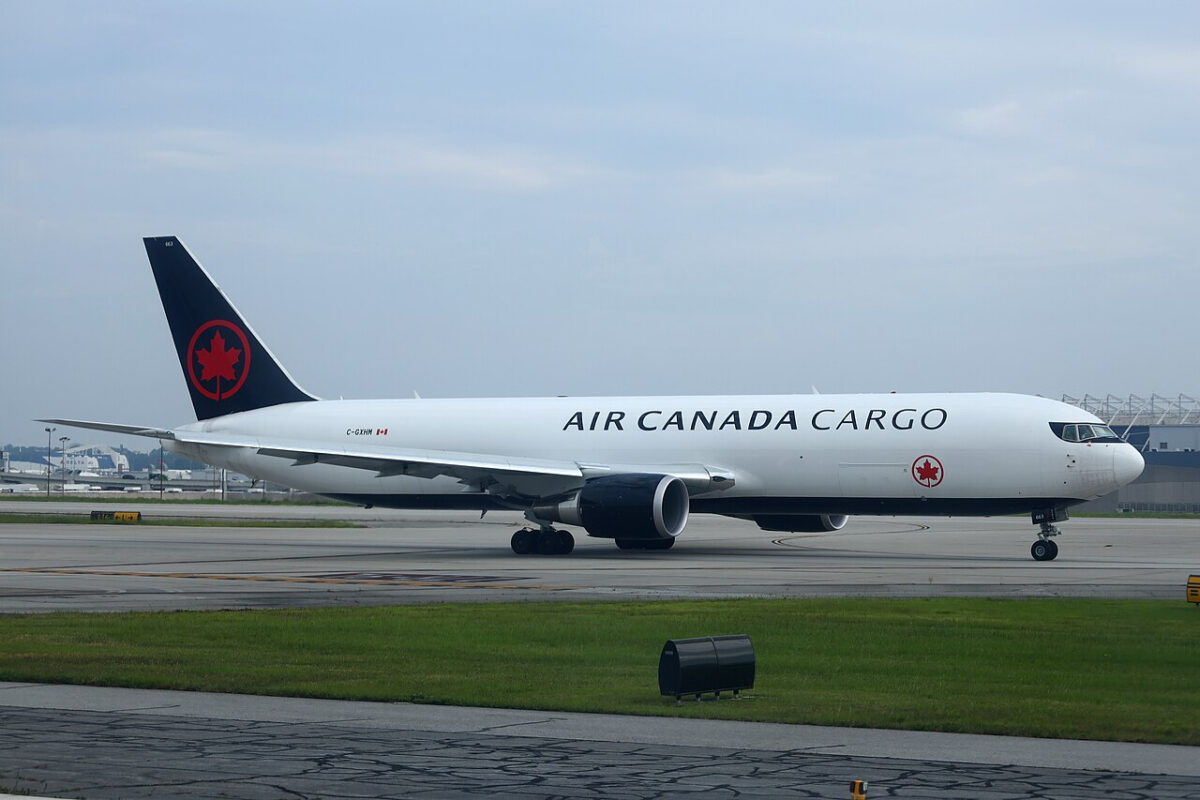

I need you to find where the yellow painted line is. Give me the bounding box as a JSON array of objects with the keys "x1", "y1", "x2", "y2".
[{"x1": 0, "y1": 567, "x2": 556, "y2": 590}]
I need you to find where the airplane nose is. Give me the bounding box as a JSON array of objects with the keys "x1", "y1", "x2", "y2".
[{"x1": 1113, "y1": 444, "x2": 1145, "y2": 487}]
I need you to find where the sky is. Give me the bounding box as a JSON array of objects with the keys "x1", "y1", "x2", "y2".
[{"x1": 2, "y1": 1, "x2": 1198, "y2": 447}]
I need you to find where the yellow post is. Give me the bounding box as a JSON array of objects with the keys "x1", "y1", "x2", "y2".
[
  {"x1": 850, "y1": 779, "x2": 868, "y2": 799},
  {"x1": 1187, "y1": 574, "x2": 1200, "y2": 605}
]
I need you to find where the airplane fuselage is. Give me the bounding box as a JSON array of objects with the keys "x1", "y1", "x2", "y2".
[{"x1": 169, "y1": 391, "x2": 1142, "y2": 518}]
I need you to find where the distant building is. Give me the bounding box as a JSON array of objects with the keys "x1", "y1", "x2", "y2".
[
  {"x1": 1063, "y1": 394, "x2": 1200, "y2": 513},
  {"x1": 42, "y1": 445, "x2": 130, "y2": 475}
]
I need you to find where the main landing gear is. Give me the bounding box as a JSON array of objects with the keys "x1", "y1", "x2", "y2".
[
  {"x1": 511, "y1": 527, "x2": 575, "y2": 556},
  {"x1": 1030, "y1": 508, "x2": 1065, "y2": 561}
]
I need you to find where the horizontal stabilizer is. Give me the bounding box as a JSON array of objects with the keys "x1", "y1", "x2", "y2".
[{"x1": 38, "y1": 418, "x2": 176, "y2": 440}]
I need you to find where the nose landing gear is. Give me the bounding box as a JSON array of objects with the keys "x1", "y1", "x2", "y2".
[
  {"x1": 1030, "y1": 508, "x2": 1065, "y2": 561},
  {"x1": 1031, "y1": 537, "x2": 1058, "y2": 561}
]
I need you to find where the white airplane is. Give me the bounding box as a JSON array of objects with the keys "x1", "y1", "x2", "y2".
[{"x1": 45, "y1": 236, "x2": 1145, "y2": 559}]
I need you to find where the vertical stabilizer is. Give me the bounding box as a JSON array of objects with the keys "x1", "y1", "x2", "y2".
[{"x1": 144, "y1": 236, "x2": 317, "y2": 420}]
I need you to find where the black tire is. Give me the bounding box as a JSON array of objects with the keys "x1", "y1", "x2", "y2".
[
  {"x1": 556, "y1": 530, "x2": 575, "y2": 555},
  {"x1": 511, "y1": 529, "x2": 534, "y2": 555},
  {"x1": 615, "y1": 539, "x2": 639, "y2": 551},
  {"x1": 645, "y1": 538, "x2": 676, "y2": 550},
  {"x1": 1031, "y1": 540, "x2": 1052, "y2": 561},
  {"x1": 1045, "y1": 539, "x2": 1059, "y2": 560},
  {"x1": 536, "y1": 529, "x2": 561, "y2": 555}
]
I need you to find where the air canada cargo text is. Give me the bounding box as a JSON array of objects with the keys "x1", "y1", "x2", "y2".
[{"x1": 562, "y1": 408, "x2": 948, "y2": 432}]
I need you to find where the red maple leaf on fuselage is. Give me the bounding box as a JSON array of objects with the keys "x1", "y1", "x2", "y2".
[
  {"x1": 916, "y1": 460, "x2": 940, "y2": 483},
  {"x1": 195, "y1": 330, "x2": 241, "y2": 387}
]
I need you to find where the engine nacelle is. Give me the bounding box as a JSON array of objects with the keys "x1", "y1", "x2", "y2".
[
  {"x1": 753, "y1": 514, "x2": 848, "y2": 533},
  {"x1": 535, "y1": 474, "x2": 689, "y2": 540}
]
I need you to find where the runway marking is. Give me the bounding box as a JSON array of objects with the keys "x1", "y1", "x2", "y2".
[
  {"x1": 0, "y1": 567, "x2": 555, "y2": 590},
  {"x1": 308, "y1": 572, "x2": 519, "y2": 584},
  {"x1": 770, "y1": 522, "x2": 932, "y2": 546}
]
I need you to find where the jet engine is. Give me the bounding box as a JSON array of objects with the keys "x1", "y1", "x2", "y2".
[
  {"x1": 753, "y1": 514, "x2": 848, "y2": 532},
  {"x1": 534, "y1": 473, "x2": 689, "y2": 540}
]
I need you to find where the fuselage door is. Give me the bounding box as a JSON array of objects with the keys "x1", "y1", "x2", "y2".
[{"x1": 837, "y1": 462, "x2": 916, "y2": 498}]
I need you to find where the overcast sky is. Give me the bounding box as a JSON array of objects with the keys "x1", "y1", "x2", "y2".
[{"x1": 2, "y1": 2, "x2": 1198, "y2": 448}]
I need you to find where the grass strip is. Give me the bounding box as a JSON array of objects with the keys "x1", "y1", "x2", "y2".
[
  {"x1": 0, "y1": 598, "x2": 1195, "y2": 744},
  {"x1": 0, "y1": 513, "x2": 363, "y2": 528}
]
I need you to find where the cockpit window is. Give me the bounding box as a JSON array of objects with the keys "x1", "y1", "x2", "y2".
[{"x1": 1049, "y1": 422, "x2": 1123, "y2": 443}]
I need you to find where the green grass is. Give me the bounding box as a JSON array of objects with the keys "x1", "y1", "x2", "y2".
[
  {"x1": 0, "y1": 599, "x2": 1196, "y2": 744},
  {"x1": 0, "y1": 513, "x2": 363, "y2": 528}
]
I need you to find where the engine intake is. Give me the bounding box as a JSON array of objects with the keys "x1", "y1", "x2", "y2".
[
  {"x1": 753, "y1": 514, "x2": 848, "y2": 533},
  {"x1": 536, "y1": 474, "x2": 689, "y2": 540}
]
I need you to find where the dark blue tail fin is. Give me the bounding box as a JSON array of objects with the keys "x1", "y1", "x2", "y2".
[{"x1": 144, "y1": 236, "x2": 317, "y2": 421}]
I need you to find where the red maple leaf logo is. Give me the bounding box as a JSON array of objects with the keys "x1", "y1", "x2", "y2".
[
  {"x1": 912, "y1": 455, "x2": 944, "y2": 487},
  {"x1": 186, "y1": 320, "x2": 252, "y2": 402},
  {"x1": 195, "y1": 330, "x2": 241, "y2": 385}
]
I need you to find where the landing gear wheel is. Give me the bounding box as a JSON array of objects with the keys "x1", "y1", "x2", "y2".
[
  {"x1": 1031, "y1": 539, "x2": 1057, "y2": 561},
  {"x1": 511, "y1": 529, "x2": 535, "y2": 555},
  {"x1": 556, "y1": 529, "x2": 575, "y2": 555},
  {"x1": 536, "y1": 529, "x2": 561, "y2": 555},
  {"x1": 615, "y1": 539, "x2": 639, "y2": 551},
  {"x1": 645, "y1": 538, "x2": 676, "y2": 550}
]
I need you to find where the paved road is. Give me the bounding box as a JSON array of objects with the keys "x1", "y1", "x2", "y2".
[
  {"x1": 1, "y1": 510, "x2": 1195, "y2": 612},
  {"x1": 1, "y1": 683, "x2": 1197, "y2": 799}
]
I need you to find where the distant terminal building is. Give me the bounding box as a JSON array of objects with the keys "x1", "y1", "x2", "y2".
[
  {"x1": 1063, "y1": 394, "x2": 1200, "y2": 512},
  {"x1": 44, "y1": 445, "x2": 131, "y2": 475},
  {"x1": 2, "y1": 445, "x2": 130, "y2": 485}
]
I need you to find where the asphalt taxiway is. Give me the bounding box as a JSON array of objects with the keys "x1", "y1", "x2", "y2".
[
  {"x1": 0, "y1": 505, "x2": 1195, "y2": 612},
  {"x1": 2, "y1": 506, "x2": 1197, "y2": 798},
  {"x1": 1, "y1": 683, "x2": 1198, "y2": 799}
]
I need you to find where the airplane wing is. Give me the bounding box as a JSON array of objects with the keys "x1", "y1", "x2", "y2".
[
  {"x1": 244, "y1": 440, "x2": 733, "y2": 501},
  {"x1": 43, "y1": 420, "x2": 731, "y2": 502},
  {"x1": 41, "y1": 421, "x2": 586, "y2": 501},
  {"x1": 250, "y1": 440, "x2": 585, "y2": 500}
]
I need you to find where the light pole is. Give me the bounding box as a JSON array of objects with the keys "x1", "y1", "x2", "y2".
[
  {"x1": 59, "y1": 435, "x2": 69, "y2": 494},
  {"x1": 44, "y1": 426, "x2": 54, "y2": 498}
]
